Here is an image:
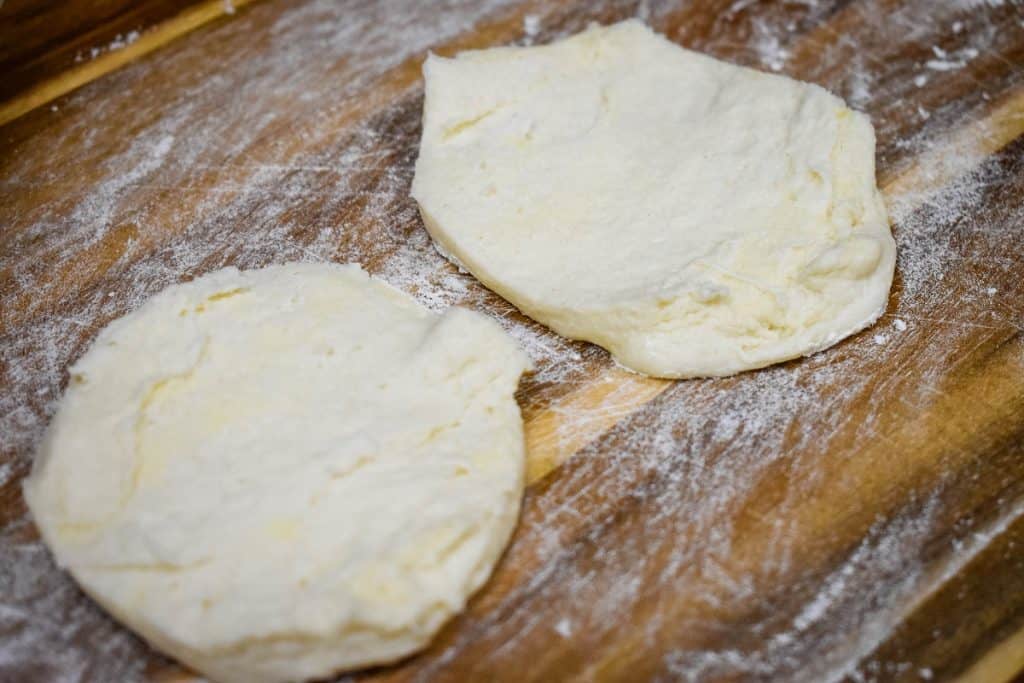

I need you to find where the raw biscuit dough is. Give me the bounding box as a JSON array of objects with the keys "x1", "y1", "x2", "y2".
[
  {"x1": 412, "y1": 20, "x2": 896, "y2": 377},
  {"x1": 23, "y1": 263, "x2": 530, "y2": 683}
]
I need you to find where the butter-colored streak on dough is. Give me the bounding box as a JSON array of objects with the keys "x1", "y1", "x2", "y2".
[
  {"x1": 412, "y1": 20, "x2": 896, "y2": 379},
  {"x1": 23, "y1": 263, "x2": 531, "y2": 683}
]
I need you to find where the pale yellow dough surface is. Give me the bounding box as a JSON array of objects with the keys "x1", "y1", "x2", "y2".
[
  {"x1": 24, "y1": 263, "x2": 530, "y2": 683},
  {"x1": 412, "y1": 20, "x2": 895, "y2": 377}
]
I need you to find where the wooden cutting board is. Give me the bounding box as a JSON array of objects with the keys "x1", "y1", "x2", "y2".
[{"x1": 2, "y1": 1, "x2": 1023, "y2": 681}]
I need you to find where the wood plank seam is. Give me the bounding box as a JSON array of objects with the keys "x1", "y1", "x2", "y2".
[{"x1": 0, "y1": 0, "x2": 259, "y2": 127}]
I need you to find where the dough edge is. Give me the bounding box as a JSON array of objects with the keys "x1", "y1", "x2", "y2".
[{"x1": 23, "y1": 262, "x2": 531, "y2": 683}]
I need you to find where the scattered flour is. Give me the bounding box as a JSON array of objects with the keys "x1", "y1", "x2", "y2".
[
  {"x1": 1, "y1": 1, "x2": 530, "y2": 680},
  {"x1": 1, "y1": 0, "x2": 1022, "y2": 681},
  {"x1": 0, "y1": 462, "x2": 14, "y2": 488},
  {"x1": 75, "y1": 30, "x2": 141, "y2": 63},
  {"x1": 523, "y1": 14, "x2": 541, "y2": 38},
  {"x1": 955, "y1": 0, "x2": 1008, "y2": 8},
  {"x1": 925, "y1": 45, "x2": 979, "y2": 72}
]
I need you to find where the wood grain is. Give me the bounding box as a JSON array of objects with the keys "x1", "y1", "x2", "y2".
[
  {"x1": 0, "y1": 0, "x2": 181, "y2": 82},
  {"x1": 0, "y1": 0, "x2": 259, "y2": 125},
  {"x1": 1, "y1": 1, "x2": 1023, "y2": 682}
]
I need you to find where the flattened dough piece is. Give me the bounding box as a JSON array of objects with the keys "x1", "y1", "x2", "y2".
[
  {"x1": 412, "y1": 20, "x2": 896, "y2": 378},
  {"x1": 23, "y1": 263, "x2": 530, "y2": 683}
]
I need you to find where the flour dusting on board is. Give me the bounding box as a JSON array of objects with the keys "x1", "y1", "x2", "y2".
[
  {"x1": 2, "y1": 1, "x2": 523, "y2": 680},
  {"x1": 2, "y1": 0, "x2": 1023, "y2": 681}
]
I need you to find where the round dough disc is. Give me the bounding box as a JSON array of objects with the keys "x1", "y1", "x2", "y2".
[
  {"x1": 23, "y1": 263, "x2": 530, "y2": 683},
  {"x1": 412, "y1": 20, "x2": 896, "y2": 378}
]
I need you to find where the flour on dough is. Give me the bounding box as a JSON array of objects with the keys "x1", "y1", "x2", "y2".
[
  {"x1": 412, "y1": 20, "x2": 896, "y2": 378},
  {"x1": 23, "y1": 263, "x2": 530, "y2": 683}
]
